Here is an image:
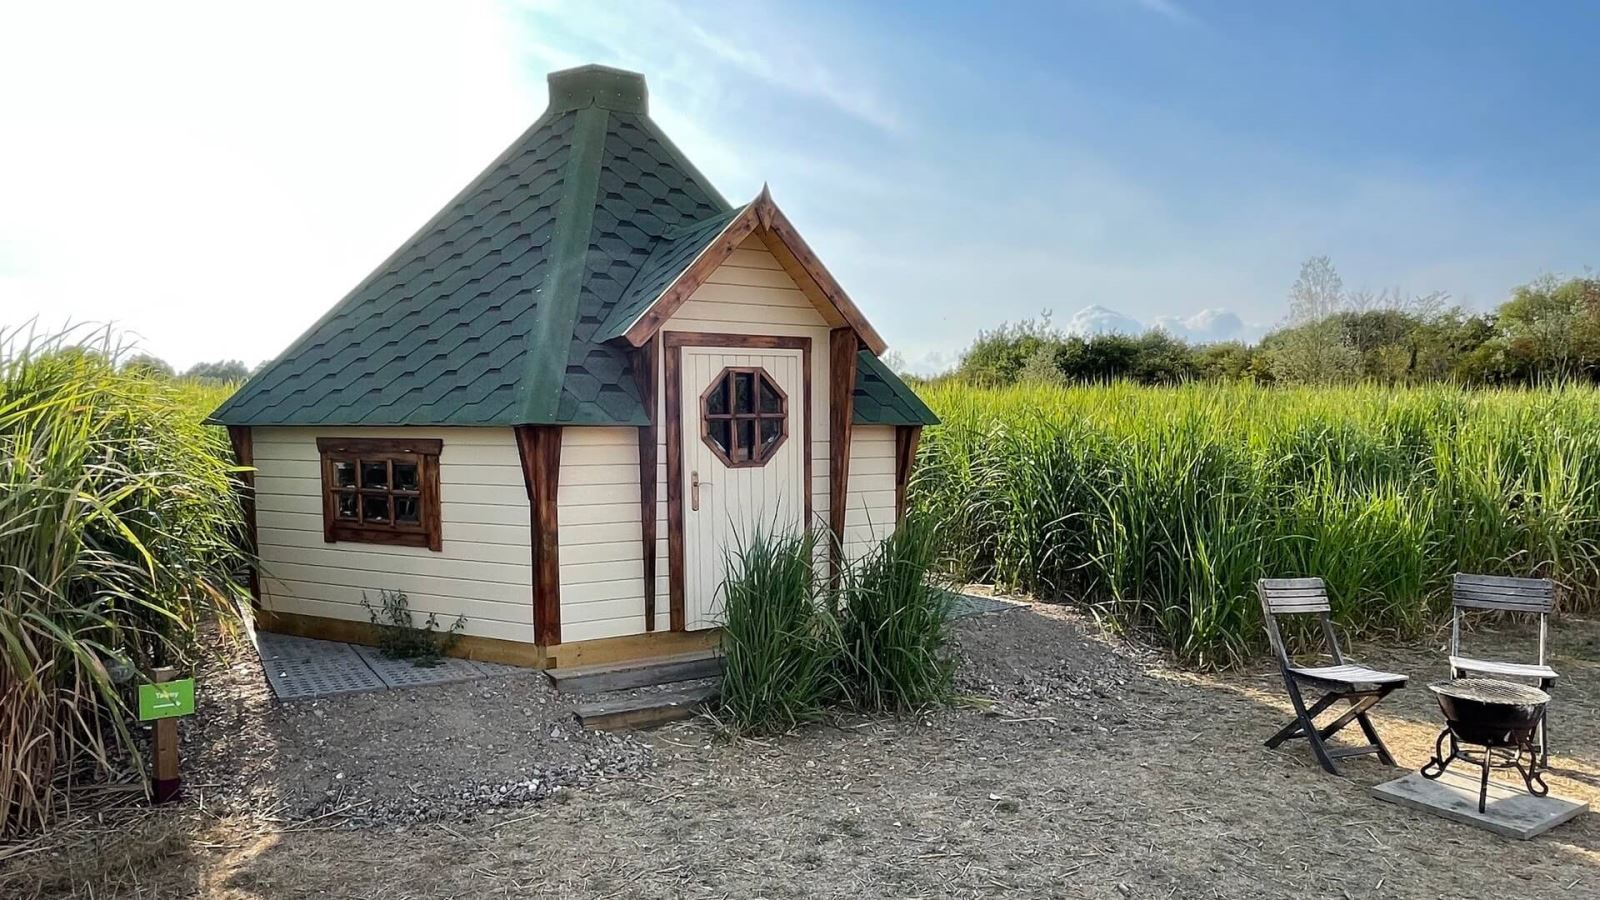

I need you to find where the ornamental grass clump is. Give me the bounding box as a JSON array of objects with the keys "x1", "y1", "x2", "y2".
[
  {"x1": 0, "y1": 327, "x2": 250, "y2": 836},
  {"x1": 836, "y1": 514, "x2": 956, "y2": 713},
  {"x1": 715, "y1": 527, "x2": 839, "y2": 734},
  {"x1": 914, "y1": 380, "x2": 1600, "y2": 668}
]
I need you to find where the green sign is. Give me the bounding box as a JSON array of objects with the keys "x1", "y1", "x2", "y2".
[{"x1": 138, "y1": 678, "x2": 195, "y2": 721}]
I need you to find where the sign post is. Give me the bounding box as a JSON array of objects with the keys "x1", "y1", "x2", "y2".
[{"x1": 139, "y1": 667, "x2": 194, "y2": 803}]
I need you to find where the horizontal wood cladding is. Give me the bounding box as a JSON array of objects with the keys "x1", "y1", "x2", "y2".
[
  {"x1": 252, "y1": 427, "x2": 534, "y2": 642},
  {"x1": 844, "y1": 426, "x2": 898, "y2": 562}
]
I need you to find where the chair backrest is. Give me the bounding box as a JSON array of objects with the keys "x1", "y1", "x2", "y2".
[
  {"x1": 1451, "y1": 573, "x2": 1554, "y2": 666},
  {"x1": 1258, "y1": 577, "x2": 1342, "y2": 667}
]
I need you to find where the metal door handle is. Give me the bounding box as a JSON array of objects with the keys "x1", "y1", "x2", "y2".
[{"x1": 692, "y1": 470, "x2": 700, "y2": 510}]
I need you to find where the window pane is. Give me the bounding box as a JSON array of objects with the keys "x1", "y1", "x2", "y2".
[
  {"x1": 334, "y1": 460, "x2": 357, "y2": 488},
  {"x1": 706, "y1": 377, "x2": 728, "y2": 415},
  {"x1": 760, "y1": 417, "x2": 782, "y2": 455},
  {"x1": 336, "y1": 492, "x2": 358, "y2": 519},
  {"x1": 393, "y1": 462, "x2": 419, "y2": 492},
  {"x1": 736, "y1": 420, "x2": 755, "y2": 462},
  {"x1": 708, "y1": 419, "x2": 731, "y2": 454},
  {"x1": 360, "y1": 460, "x2": 389, "y2": 489},
  {"x1": 362, "y1": 494, "x2": 391, "y2": 523},
  {"x1": 395, "y1": 495, "x2": 420, "y2": 523},
  {"x1": 759, "y1": 376, "x2": 782, "y2": 413},
  {"x1": 733, "y1": 372, "x2": 754, "y2": 413}
]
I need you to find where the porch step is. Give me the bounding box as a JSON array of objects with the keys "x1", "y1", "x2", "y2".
[
  {"x1": 546, "y1": 650, "x2": 721, "y2": 695},
  {"x1": 575, "y1": 682, "x2": 719, "y2": 731}
]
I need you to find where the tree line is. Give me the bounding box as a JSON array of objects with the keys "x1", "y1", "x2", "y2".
[{"x1": 948, "y1": 259, "x2": 1600, "y2": 387}]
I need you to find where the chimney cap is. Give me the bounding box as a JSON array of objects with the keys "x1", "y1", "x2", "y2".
[{"x1": 548, "y1": 65, "x2": 648, "y2": 115}]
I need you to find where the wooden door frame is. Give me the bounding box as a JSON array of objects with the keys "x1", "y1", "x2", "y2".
[{"x1": 663, "y1": 331, "x2": 813, "y2": 632}]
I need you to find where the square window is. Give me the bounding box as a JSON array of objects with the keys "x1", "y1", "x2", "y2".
[{"x1": 319, "y1": 439, "x2": 442, "y2": 550}]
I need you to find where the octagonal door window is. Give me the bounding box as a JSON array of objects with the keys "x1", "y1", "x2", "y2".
[{"x1": 701, "y1": 367, "x2": 788, "y2": 467}]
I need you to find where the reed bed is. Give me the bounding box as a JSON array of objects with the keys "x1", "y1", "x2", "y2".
[
  {"x1": 1, "y1": 328, "x2": 248, "y2": 836},
  {"x1": 915, "y1": 381, "x2": 1600, "y2": 668}
]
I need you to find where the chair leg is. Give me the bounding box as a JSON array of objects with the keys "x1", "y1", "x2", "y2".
[
  {"x1": 1265, "y1": 692, "x2": 1340, "y2": 748},
  {"x1": 1281, "y1": 676, "x2": 1339, "y2": 775},
  {"x1": 1355, "y1": 709, "x2": 1396, "y2": 767},
  {"x1": 1538, "y1": 678, "x2": 1554, "y2": 768}
]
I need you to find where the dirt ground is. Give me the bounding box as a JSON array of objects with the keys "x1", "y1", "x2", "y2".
[{"x1": 5, "y1": 596, "x2": 1600, "y2": 899}]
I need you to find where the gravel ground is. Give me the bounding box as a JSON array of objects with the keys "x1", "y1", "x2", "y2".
[
  {"x1": 181, "y1": 639, "x2": 653, "y2": 826},
  {"x1": 7, "y1": 596, "x2": 1600, "y2": 899}
]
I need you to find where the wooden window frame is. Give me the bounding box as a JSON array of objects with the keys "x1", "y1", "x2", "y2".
[
  {"x1": 316, "y1": 437, "x2": 442, "y2": 551},
  {"x1": 699, "y1": 365, "x2": 788, "y2": 468}
]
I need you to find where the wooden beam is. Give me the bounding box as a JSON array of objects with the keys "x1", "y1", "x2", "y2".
[
  {"x1": 225, "y1": 425, "x2": 260, "y2": 605},
  {"x1": 516, "y1": 425, "x2": 563, "y2": 646},
  {"x1": 894, "y1": 425, "x2": 922, "y2": 525},
  {"x1": 618, "y1": 188, "x2": 888, "y2": 355},
  {"x1": 663, "y1": 341, "x2": 685, "y2": 631},
  {"x1": 828, "y1": 328, "x2": 859, "y2": 578},
  {"x1": 633, "y1": 336, "x2": 659, "y2": 632}
]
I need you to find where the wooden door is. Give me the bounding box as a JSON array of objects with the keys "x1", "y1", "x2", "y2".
[{"x1": 678, "y1": 345, "x2": 807, "y2": 630}]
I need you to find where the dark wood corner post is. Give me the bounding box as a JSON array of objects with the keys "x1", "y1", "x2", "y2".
[
  {"x1": 225, "y1": 425, "x2": 260, "y2": 605},
  {"x1": 894, "y1": 425, "x2": 922, "y2": 525},
  {"x1": 828, "y1": 329, "x2": 858, "y2": 579},
  {"x1": 516, "y1": 425, "x2": 563, "y2": 646},
  {"x1": 633, "y1": 336, "x2": 659, "y2": 632}
]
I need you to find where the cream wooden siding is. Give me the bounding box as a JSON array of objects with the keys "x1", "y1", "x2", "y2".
[
  {"x1": 555, "y1": 234, "x2": 837, "y2": 640},
  {"x1": 844, "y1": 426, "x2": 898, "y2": 561},
  {"x1": 253, "y1": 426, "x2": 534, "y2": 643}
]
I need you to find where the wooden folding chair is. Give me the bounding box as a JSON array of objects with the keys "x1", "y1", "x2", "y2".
[
  {"x1": 1450, "y1": 573, "x2": 1558, "y2": 764},
  {"x1": 1258, "y1": 578, "x2": 1408, "y2": 775}
]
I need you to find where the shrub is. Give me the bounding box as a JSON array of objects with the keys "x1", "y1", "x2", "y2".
[
  {"x1": 715, "y1": 528, "x2": 838, "y2": 734},
  {"x1": 0, "y1": 327, "x2": 250, "y2": 836},
  {"x1": 362, "y1": 589, "x2": 465, "y2": 667},
  {"x1": 836, "y1": 514, "x2": 956, "y2": 712}
]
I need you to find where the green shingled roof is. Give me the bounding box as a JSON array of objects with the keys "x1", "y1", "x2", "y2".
[
  {"x1": 853, "y1": 350, "x2": 938, "y2": 426},
  {"x1": 210, "y1": 65, "x2": 934, "y2": 430}
]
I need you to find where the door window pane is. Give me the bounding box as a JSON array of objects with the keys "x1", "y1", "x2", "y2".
[
  {"x1": 733, "y1": 372, "x2": 753, "y2": 413},
  {"x1": 759, "y1": 376, "x2": 782, "y2": 413},
  {"x1": 760, "y1": 417, "x2": 782, "y2": 454},
  {"x1": 708, "y1": 419, "x2": 731, "y2": 454}
]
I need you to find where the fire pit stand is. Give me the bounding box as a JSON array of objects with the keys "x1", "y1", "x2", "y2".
[{"x1": 1421, "y1": 678, "x2": 1550, "y2": 813}]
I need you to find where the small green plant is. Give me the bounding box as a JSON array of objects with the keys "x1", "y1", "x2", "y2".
[
  {"x1": 715, "y1": 527, "x2": 839, "y2": 734},
  {"x1": 362, "y1": 589, "x2": 464, "y2": 667},
  {"x1": 836, "y1": 514, "x2": 956, "y2": 712}
]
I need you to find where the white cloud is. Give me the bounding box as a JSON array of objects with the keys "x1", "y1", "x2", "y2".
[
  {"x1": 1062, "y1": 305, "x2": 1145, "y2": 338},
  {"x1": 1151, "y1": 308, "x2": 1268, "y2": 344}
]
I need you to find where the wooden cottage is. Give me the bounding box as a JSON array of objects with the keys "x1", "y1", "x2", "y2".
[{"x1": 211, "y1": 65, "x2": 936, "y2": 668}]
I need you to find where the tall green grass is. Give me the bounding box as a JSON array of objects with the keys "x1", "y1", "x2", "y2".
[
  {"x1": 916, "y1": 381, "x2": 1600, "y2": 668},
  {"x1": 1, "y1": 328, "x2": 249, "y2": 836},
  {"x1": 716, "y1": 518, "x2": 955, "y2": 733}
]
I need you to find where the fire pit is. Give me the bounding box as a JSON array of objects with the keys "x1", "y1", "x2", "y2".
[{"x1": 1421, "y1": 678, "x2": 1549, "y2": 812}]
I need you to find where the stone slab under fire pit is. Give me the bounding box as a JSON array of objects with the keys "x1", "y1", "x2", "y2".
[{"x1": 1371, "y1": 768, "x2": 1587, "y2": 839}]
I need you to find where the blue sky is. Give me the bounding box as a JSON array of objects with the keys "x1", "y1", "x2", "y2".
[{"x1": 4, "y1": 1, "x2": 1596, "y2": 373}]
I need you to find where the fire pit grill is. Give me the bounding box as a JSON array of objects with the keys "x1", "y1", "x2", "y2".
[{"x1": 1422, "y1": 677, "x2": 1550, "y2": 812}]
